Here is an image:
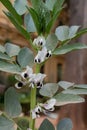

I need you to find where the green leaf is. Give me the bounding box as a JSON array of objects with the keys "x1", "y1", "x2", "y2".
[
  {"x1": 0, "y1": 0, "x2": 22, "y2": 25},
  {"x1": 14, "y1": 0, "x2": 27, "y2": 15},
  {"x1": 0, "y1": 114, "x2": 16, "y2": 130},
  {"x1": 27, "y1": 7, "x2": 40, "y2": 34},
  {"x1": 57, "y1": 118, "x2": 73, "y2": 130},
  {"x1": 4, "y1": 87, "x2": 22, "y2": 118},
  {"x1": 17, "y1": 47, "x2": 34, "y2": 68},
  {"x1": 0, "y1": 60, "x2": 21, "y2": 74},
  {"x1": 53, "y1": 43, "x2": 87, "y2": 55},
  {"x1": 16, "y1": 117, "x2": 29, "y2": 130},
  {"x1": 24, "y1": 13, "x2": 36, "y2": 32},
  {"x1": 4, "y1": 12, "x2": 30, "y2": 40},
  {"x1": 46, "y1": 7, "x2": 63, "y2": 34},
  {"x1": 58, "y1": 81, "x2": 74, "y2": 89},
  {"x1": 73, "y1": 28, "x2": 87, "y2": 39},
  {"x1": 62, "y1": 89, "x2": 87, "y2": 95},
  {"x1": 39, "y1": 83, "x2": 58, "y2": 97},
  {"x1": 5, "y1": 43, "x2": 20, "y2": 57},
  {"x1": 74, "y1": 84, "x2": 87, "y2": 89},
  {"x1": 30, "y1": 0, "x2": 41, "y2": 11},
  {"x1": 53, "y1": 0, "x2": 65, "y2": 15},
  {"x1": 54, "y1": 93, "x2": 85, "y2": 106},
  {"x1": 39, "y1": 119, "x2": 55, "y2": 130},
  {"x1": 69, "y1": 26, "x2": 80, "y2": 38},
  {"x1": 45, "y1": 0, "x2": 56, "y2": 11},
  {"x1": 55, "y1": 26, "x2": 80, "y2": 41},
  {"x1": 0, "y1": 52, "x2": 11, "y2": 61},
  {"x1": 46, "y1": 34, "x2": 58, "y2": 51},
  {"x1": 0, "y1": 45, "x2": 5, "y2": 53}
]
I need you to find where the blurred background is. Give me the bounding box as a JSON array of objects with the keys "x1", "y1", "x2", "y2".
[{"x1": 0, "y1": 0, "x2": 87, "y2": 130}]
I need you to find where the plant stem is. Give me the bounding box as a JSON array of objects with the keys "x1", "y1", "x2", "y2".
[{"x1": 29, "y1": 64, "x2": 41, "y2": 130}]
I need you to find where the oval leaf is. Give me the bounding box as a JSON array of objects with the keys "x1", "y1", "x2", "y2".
[
  {"x1": 53, "y1": 43, "x2": 87, "y2": 55},
  {"x1": 14, "y1": 0, "x2": 28, "y2": 15},
  {"x1": 74, "y1": 84, "x2": 87, "y2": 89},
  {"x1": 4, "y1": 87, "x2": 22, "y2": 118},
  {"x1": 58, "y1": 81, "x2": 74, "y2": 89},
  {"x1": 57, "y1": 118, "x2": 73, "y2": 130},
  {"x1": 17, "y1": 47, "x2": 34, "y2": 68},
  {"x1": 24, "y1": 13, "x2": 36, "y2": 32},
  {"x1": 55, "y1": 26, "x2": 80, "y2": 41},
  {"x1": 39, "y1": 119, "x2": 55, "y2": 130},
  {"x1": 55, "y1": 26, "x2": 69, "y2": 41},
  {"x1": 69, "y1": 26, "x2": 80, "y2": 38},
  {"x1": 54, "y1": 93, "x2": 85, "y2": 106},
  {"x1": 39, "y1": 83, "x2": 58, "y2": 97},
  {"x1": 46, "y1": 34, "x2": 58, "y2": 51},
  {"x1": 5, "y1": 43, "x2": 20, "y2": 57},
  {"x1": 0, "y1": 60, "x2": 21, "y2": 74},
  {"x1": 62, "y1": 89, "x2": 87, "y2": 95},
  {"x1": 0, "y1": 114, "x2": 16, "y2": 130}
]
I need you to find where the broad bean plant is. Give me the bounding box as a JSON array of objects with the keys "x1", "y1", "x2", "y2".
[{"x1": 0, "y1": 0, "x2": 87, "y2": 130}]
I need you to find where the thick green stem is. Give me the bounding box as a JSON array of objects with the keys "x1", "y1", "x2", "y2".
[{"x1": 29, "y1": 64, "x2": 41, "y2": 130}]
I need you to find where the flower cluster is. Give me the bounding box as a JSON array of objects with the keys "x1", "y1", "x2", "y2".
[
  {"x1": 15, "y1": 66, "x2": 46, "y2": 89},
  {"x1": 31, "y1": 99, "x2": 57, "y2": 119},
  {"x1": 33, "y1": 36, "x2": 52, "y2": 64}
]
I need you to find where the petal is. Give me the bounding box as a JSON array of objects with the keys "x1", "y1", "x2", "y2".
[
  {"x1": 43, "y1": 99, "x2": 56, "y2": 110},
  {"x1": 15, "y1": 82, "x2": 25, "y2": 89},
  {"x1": 43, "y1": 110, "x2": 58, "y2": 119}
]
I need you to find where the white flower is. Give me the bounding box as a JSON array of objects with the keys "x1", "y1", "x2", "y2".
[
  {"x1": 42, "y1": 99, "x2": 56, "y2": 111},
  {"x1": 31, "y1": 106, "x2": 42, "y2": 119},
  {"x1": 33, "y1": 36, "x2": 46, "y2": 47},
  {"x1": 29, "y1": 73, "x2": 46, "y2": 88},
  {"x1": 34, "y1": 47, "x2": 52, "y2": 63},
  {"x1": 31, "y1": 99, "x2": 57, "y2": 119},
  {"x1": 21, "y1": 66, "x2": 33, "y2": 79}
]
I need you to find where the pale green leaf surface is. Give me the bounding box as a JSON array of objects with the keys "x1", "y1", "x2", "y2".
[
  {"x1": 4, "y1": 87, "x2": 22, "y2": 118},
  {"x1": 24, "y1": 13, "x2": 36, "y2": 32},
  {"x1": 14, "y1": 0, "x2": 28, "y2": 15},
  {"x1": 45, "y1": 0, "x2": 56, "y2": 10},
  {"x1": 53, "y1": 43, "x2": 87, "y2": 55},
  {"x1": 0, "y1": 114, "x2": 15, "y2": 130},
  {"x1": 0, "y1": 60, "x2": 21, "y2": 74},
  {"x1": 57, "y1": 118, "x2": 73, "y2": 130},
  {"x1": 39, "y1": 119, "x2": 55, "y2": 130},
  {"x1": 5, "y1": 43, "x2": 20, "y2": 57},
  {"x1": 0, "y1": 52, "x2": 11, "y2": 61},
  {"x1": 46, "y1": 34, "x2": 58, "y2": 51},
  {"x1": 74, "y1": 84, "x2": 87, "y2": 89},
  {"x1": 0, "y1": 45, "x2": 5, "y2": 53},
  {"x1": 17, "y1": 47, "x2": 34, "y2": 68},
  {"x1": 54, "y1": 93, "x2": 85, "y2": 106},
  {"x1": 39, "y1": 83, "x2": 58, "y2": 97},
  {"x1": 55, "y1": 26, "x2": 69, "y2": 41},
  {"x1": 55, "y1": 26, "x2": 80, "y2": 41},
  {"x1": 69, "y1": 26, "x2": 80, "y2": 38},
  {"x1": 58, "y1": 81, "x2": 74, "y2": 89},
  {"x1": 62, "y1": 89, "x2": 87, "y2": 95}
]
